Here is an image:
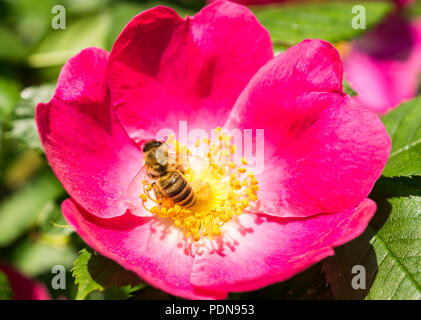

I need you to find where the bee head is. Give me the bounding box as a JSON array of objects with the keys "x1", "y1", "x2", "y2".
[
  {"x1": 143, "y1": 140, "x2": 170, "y2": 167},
  {"x1": 142, "y1": 140, "x2": 164, "y2": 153}
]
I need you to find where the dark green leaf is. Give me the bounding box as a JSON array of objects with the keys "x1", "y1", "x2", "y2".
[
  {"x1": 65, "y1": 0, "x2": 112, "y2": 15},
  {"x1": 28, "y1": 13, "x2": 111, "y2": 68},
  {"x1": 0, "y1": 271, "x2": 12, "y2": 300},
  {"x1": 6, "y1": 0, "x2": 59, "y2": 47},
  {"x1": 410, "y1": 0, "x2": 421, "y2": 18},
  {"x1": 72, "y1": 248, "x2": 145, "y2": 300},
  {"x1": 0, "y1": 27, "x2": 27, "y2": 61},
  {"x1": 2, "y1": 150, "x2": 45, "y2": 189},
  {"x1": 28, "y1": 2, "x2": 194, "y2": 68},
  {"x1": 9, "y1": 238, "x2": 77, "y2": 276},
  {"x1": 0, "y1": 170, "x2": 64, "y2": 246},
  {"x1": 323, "y1": 177, "x2": 421, "y2": 300},
  {"x1": 230, "y1": 263, "x2": 331, "y2": 300},
  {"x1": 253, "y1": 1, "x2": 392, "y2": 47},
  {"x1": 0, "y1": 76, "x2": 21, "y2": 120},
  {"x1": 382, "y1": 96, "x2": 421, "y2": 177},
  {"x1": 8, "y1": 84, "x2": 55, "y2": 150},
  {"x1": 38, "y1": 202, "x2": 73, "y2": 238},
  {"x1": 106, "y1": 2, "x2": 147, "y2": 51}
]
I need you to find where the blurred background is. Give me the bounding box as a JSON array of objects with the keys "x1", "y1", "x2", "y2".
[{"x1": 0, "y1": 0, "x2": 420, "y2": 300}]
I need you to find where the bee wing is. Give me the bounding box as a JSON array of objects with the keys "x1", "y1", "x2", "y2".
[
  {"x1": 127, "y1": 163, "x2": 149, "y2": 199},
  {"x1": 166, "y1": 151, "x2": 210, "y2": 176},
  {"x1": 126, "y1": 163, "x2": 159, "y2": 216}
]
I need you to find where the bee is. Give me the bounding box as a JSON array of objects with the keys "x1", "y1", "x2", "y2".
[{"x1": 138, "y1": 140, "x2": 196, "y2": 208}]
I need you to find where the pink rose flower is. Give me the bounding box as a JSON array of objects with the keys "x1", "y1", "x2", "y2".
[
  {"x1": 0, "y1": 264, "x2": 50, "y2": 300},
  {"x1": 208, "y1": 0, "x2": 413, "y2": 6},
  {"x1": 394, "y1": 0, "x2": 414, "y2": 6},
  {"x1": 209, "y1": 0, "x2": 286, "y2": 4},
  {"x1": 36, "y1": 1, "x2": 390, "y2": 299},
  {"x1": 344, "y1": 14, "x2": 421, "y2": 114}
]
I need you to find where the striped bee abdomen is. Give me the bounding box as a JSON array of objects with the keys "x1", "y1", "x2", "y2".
[{"x1": 158, "y1": 171, "x2": 196, "y2": 208}]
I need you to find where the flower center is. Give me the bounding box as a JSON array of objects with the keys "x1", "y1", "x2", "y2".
[{"x1": 139, "y1": 128, "x2": 259, "y2": 241}]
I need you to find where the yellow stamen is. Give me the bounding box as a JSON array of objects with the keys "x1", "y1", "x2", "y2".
[
  {"x1": 138, "y1": 133, "x2": 259, "y2": 241},
  {"x1": 223, "y1": 135, "x2": 231, "y2": 143}
]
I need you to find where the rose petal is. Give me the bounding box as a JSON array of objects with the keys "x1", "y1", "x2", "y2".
[
  {"x1": 107, "y1": 2, "x2": 273, "y2": 144},
  {"x1": 61, "y1": 198, "x2": 227, "y2": 300},
  {"x1": 344, "y1": 17, "x2": 421, "y2": 114},
  {"x1": 226, "y1": 40, "x2": 390, "y2": 217},
  {"x1": 36, "y1": 48, "x2": 144, "y2": 218},
  {"x1": 190, "y1": 198, "x2": 375, "y2": 292},
  {"x1": 0, "y1": 264, "x2": 51, "y2": 300}
]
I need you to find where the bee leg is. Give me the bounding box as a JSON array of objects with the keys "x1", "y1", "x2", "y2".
[{"x1": 151, "y1": 182, "x2": 164, "y2": 205}]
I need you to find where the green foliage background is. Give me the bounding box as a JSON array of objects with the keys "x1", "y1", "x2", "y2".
[{"x1": 0, "y1": 0, "x2": 420, "y2": 300}]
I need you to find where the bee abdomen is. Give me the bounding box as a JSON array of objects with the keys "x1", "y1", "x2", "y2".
[
  {"x1": 173, "y1": 184, "x2": 196, "y2": 208},
  {"x1": 160, "y1": 171, "x2": 196, "y2": 208}
]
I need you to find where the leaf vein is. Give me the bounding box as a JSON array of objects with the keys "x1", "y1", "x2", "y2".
[{"x1": 373, "y1": 230, "x2": 421, "y2": 294}]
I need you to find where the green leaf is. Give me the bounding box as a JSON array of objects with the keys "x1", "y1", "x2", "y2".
[
  {"x1": 0, "y1": 271, "x2": 12, "y2": 300},
  {"x1": 8, "y1": 84, "x2": 55, "y2": 151},
  {"x1": 9, "y1": 238, "x2": 77, "y2": 276},
  {"x1": 410, "y1": 0, "x2": 421, "y2": 18},
  {"x1": 106, "y1": 2, "x2": 146, "y2": 51},
  {"x1": 253, "y1": 1, "x2": 392, "y2": 47},
  {"x1": 381, "y1": 96, "x2": 421, "y2": 177},
  {"x1": 0, "y1": 27, "x2": 27, "y2": 61},
  {"x1": 5, "y1": 0, "x2": 59, "y2": 47},
  {"x1": 62, "y1": 0, "x2": 112, "y2": 15},
  {"x1": 86, "y1": 284, "x2": 146, "y2": 300},
  {"x1": 343, "y1": 79, "x2": 357, "y2": 97},
  {"x1": 323, "y1": 177, "x2": 421, "y2": 300},
  {"x1": 72, "y1": 248, "x2": 145, "y2": 300},
  {"x1": 27, "y1": 1, "x2": 194, "y2": 68},
  {"x1": 28, "y1": 13, "x2": 111, "y2": 68},
  {"x1": 0, "y1": 170, "x2": 64, "y2": 246},
  {"x1": 0, "y1": 75, "x2": 21, "y2": 120},
  {"x1": 230, "y1": 263, "x2": 331, "y2": 300},
  {"x1": 37, "y1": 202, "x2": 73, "y2": 238},
  {"x1": 2, "y1": 150, "x2": 45, "y2": 189}
]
